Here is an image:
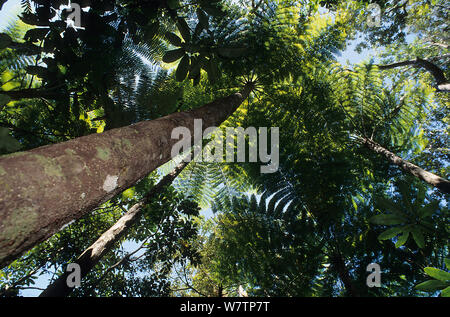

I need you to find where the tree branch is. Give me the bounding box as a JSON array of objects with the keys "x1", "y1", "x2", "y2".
[{"x1": 376, "y1": 57, "x2": 450, "y2": 92}]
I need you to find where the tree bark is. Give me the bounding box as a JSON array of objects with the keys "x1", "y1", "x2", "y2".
[
  {"x1": 376, "y1": 57, "x2": 450, "y2": 92},
  {"x1": 362, "y1": 137, "x2": 450, "y2": 194},
  {"x1": 0, "y1": 83, "x2": 254, "y2": 269},
  {"x1": 39, "y1": 160, "x2": 188, "y2": 297},
  {"x1": 332, "y1": 253, "x2": 359, "y2": 297}
]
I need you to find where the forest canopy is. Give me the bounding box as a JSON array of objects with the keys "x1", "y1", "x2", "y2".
[{"x1": 0, "y1": 0, "x2": 448, "y2": 298}]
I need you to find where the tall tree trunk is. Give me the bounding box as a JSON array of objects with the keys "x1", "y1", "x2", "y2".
[
  {"x1": 362, "y1": 137, "x2": 450, "y2": 194},
  {"x1": 0, "y1": 83, "x2": 254, "y2": 269},
  {"x1": 376, "y1": 57, "x2": 450, "y2": 92},
  {"x1": 331, "y1": 253, "x2": 359, "y2": 297},
  {"x1": 39, "y1": 160, "x2": 189, "y2": 297}
]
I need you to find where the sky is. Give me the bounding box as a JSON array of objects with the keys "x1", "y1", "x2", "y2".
[
  {"x1": 0, "y1": 0, "x2": 382, "y2": 297},
  {"x1": 0, "y1": 0, "x2": 21, "y2": 29}
]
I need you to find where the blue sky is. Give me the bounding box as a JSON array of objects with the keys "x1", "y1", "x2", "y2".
[{"x1": 0, "y1": 0, "x2": 21, "y2": 29}]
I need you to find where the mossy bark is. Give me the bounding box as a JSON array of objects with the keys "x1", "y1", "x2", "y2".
[
  {"x1": 39, "y1": 160, "x2": 188, "y2": 297},
  {"x1": 0, "y1": 84, "x2": 253, "y2": 268}
]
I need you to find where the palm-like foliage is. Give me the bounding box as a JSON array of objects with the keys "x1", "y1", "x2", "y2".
[{"x1": 203, "y1": 188, "x2": 324, "y2": 296}]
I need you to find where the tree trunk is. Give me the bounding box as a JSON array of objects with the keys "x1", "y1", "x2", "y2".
[
  {"x1": 0, "y1": 83, "x2": 253, "y2": 269},
  {"x1": 376, "y1": 57, "x2": 450, "y2": 92},
  {"x1": 362, "y1": 137, "x2": 450, "y2": 194},
  {"x1": 331, "y1": 253, "x2": 359, "y2": 297},
  {"x1": 39, "y1": 160, "x2": 188, "y2": 297}
]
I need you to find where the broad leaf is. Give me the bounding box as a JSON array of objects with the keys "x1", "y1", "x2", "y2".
[
  {"x1": 197, "y1": 9, "x2": 209, "y2": 29},
  {"x1": 163, "y1": 48, "x2": 185, "y2": 63},
  {"x1": 378, "y1": 227, "x2": 403, "y2": 241},
  {"x1": 375, "y1": 196, "x2": 405, "y2": 216},
  {"x1": 177, "y1": 18, "x2": 191, "y2": 42},
  {"x1": 176, "y1": 55, "x2": 190, "y2": 82},
  {"x1": 166, "y1": 32, "x2": 183, "y2": 47},
  {"x1": 424, "y1": 267, "x2": 450, "y2": 282},
  {"x1": 411, "y1": 228, "x2": 425, "y2": 248},
  {"x1": 369, "y1": 214, "x2": 406, "y2": 225},
  {"x1": 417, "y1": 201, "x2": 438, "y2": 219},
  {"x1": 414, "y1": 280, "x2": 448, "y2": 292},
  {"x1": 442, "y1": 286, "x2": 450, "y2": 297},
  {"x1": 188, "y1": 56, "x2": 203, "y2": 79},
  {"x1": 395, "y1": 232, "x2": 409, "y2": 248},
  {"x1": 0, "y1": 127, "x2": 21, "y2": 153}
]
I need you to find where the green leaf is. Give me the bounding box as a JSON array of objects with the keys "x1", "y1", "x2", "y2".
[
  {"x1": 414, "y1": 279, "x2": 448, "y2": 292},
  {"x1": 351, "y1": 197, "x2": 358, "y2": 211},
  {"x1": 0, "y1": 127, "x2": 21, "y2": 153},
  {"x1": 369, "y1": 214, "x2": 406, "y2": 225},
  {"x1": 445, "y1": 258, "x2": 450, "y2": 270},
  {"x1": 417, "y1": 201, "x2": 438, "y2": 219},
  {"x1": 165, "y1": 32, "x2": 183, "y2": 47},
  {"x1": 395, "y1": 231, "x2": 409, "y2": 248},
  {"x1": 177, "y1": 18, "x2": 191, "y2": 42},
  {"x1": 414, "y1": 184, "x2": 426, "y2": 208},
  {"x1": 188, "y1": 56, "x2": 203, "y2": 79},
  {"x1": 375, "y1": 196, "x2": 405, "y2": 216},
  {"x1": 378, "y1": 227, "x2": 403, "y2": 241},
  {"x1": 122, "y1": 188, "x2": 135, "y2": 200},
  {"x1": 442, "y1": 286, "x2": 450, "y2": 297},
  {"x1": 162, "y1": 48, "x2": 185, "y2": 63},
  {"x1": 0, "y1": 94, "x2": 11, "y2": 106},
  {"x1": 424, "y1": 267, "x2": 450, "y2": 282},
  {"x1": 411, "y1": 227, "x2": 425, "y2": 248},
  {"x1": 176, "y1": 55, "x2": 190, "y2": 82},
  {"x1": 197, "y1": 9, "x2": 209, "y2": 29},
  {"x1": 0, "y1": 33, "x2": 12, "y2": 49}
]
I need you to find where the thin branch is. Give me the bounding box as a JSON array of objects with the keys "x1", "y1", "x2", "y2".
[{"x1": 376, "y1": 57, "x2": 450, "y2": 92}]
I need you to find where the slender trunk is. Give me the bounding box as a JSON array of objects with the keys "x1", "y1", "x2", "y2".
[
  {"x1": 332, "y1": 253, "x2": 359, "y2": 297},
  {"x1": 39, "y1": 160, "x2": 188, "y2": 297},
  {"x1": 362, "y1": 137, "x2": 450, "y2": 194},
  {"x1": 376, "y1": 57, "x2": 450, "y2": 92},
  {"x1": 217, "y1": 285, "x2": 224, "y2": 297},
  {"x1": 0, "y1": 83, "x2": 253, "y2": 269}
]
